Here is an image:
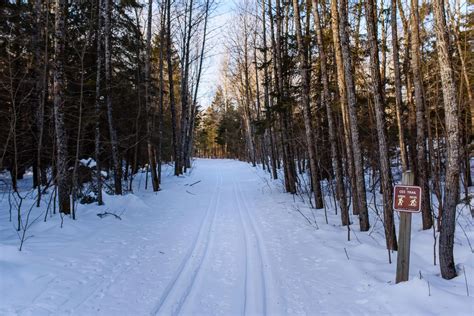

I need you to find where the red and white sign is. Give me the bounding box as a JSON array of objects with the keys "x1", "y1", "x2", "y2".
[{"x1": 393, "y1": 185, "x2": 422, "y2": 213}]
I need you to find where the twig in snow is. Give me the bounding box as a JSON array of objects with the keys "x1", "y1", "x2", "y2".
[
  {"x1": 457, "y1": 221, "x2": 473, "y2": 253},
  {"x1": 97, "y1": 211, "x2": 122, "y2": 220},
  {"x1": 351, "y1": 228, "x2": 362, "y2": 244},
  {"x1": 186, "y1": 190, "x2": 196, "y2": 195},
  {"x1": 344, "y1": 248, "x2": 350, "y2": 260},
  {"x1": 187, "y1": 180, "x2": 201, "y2": 187},
  {"x1": 463, "y1": 266, "x2": 470, "y2": 297},
  {"x1": 293, "y1": 206, "x2": 318, "y2": 229}
]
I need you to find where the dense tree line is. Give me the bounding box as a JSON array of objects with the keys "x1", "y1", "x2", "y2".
[
  {"x1": 194, "y1": 0, "x2": 472, "y2": 280},
  {"x1": 1, "y1": 1, "x2": 211, "y2": 217}
]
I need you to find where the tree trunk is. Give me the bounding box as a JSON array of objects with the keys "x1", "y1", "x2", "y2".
[
  {"x1": 410, "y1": 0, "x2": 432, "y2": 229},
  {"x1": 272, "y1": 0, "x2": 296, "y2": 193},
  {"x1": 157, "y1": 1, "x2": 167, "y2": 184},
  {"x1": 330, "y1": 0, "x2": 359, "y2": 217},
  {"x1": 312, "y1": 0, "x2": 348, "y2": 225},
  {"x1": 34, "y1": 0, "x2": 49, "y2": 207},
  {"x1": 53, "y1": 0, "x2": 70, "y2": 214},
  {"x1": 145, "y1": 0, "x2": 159, "y2": 191},
  {"x1": 95, "y1": 0, "x2": 104, "y2": 205},
  {"x1": 365, "y1": 0, "x2": 397, "y2": 250},
  {"x1": 179, "y1": 0, "x2": 194, "y2": 174},
  {"x1": 243, "y1": 15, "x2": 256, "y2": 167},
  {"x1": 433, "y1": 0, "x2": 460, "y2": 280},
  {"x1": 292, "y1": 0, "x2": 323, "y2": 209},
  {"x1": 186, "y1": 0, "x2": 210, "y2": 170},
  {"x1": 104, "y1": 0, "x2": 122, "y2": 195},
  {"x1": 338, "y1": 0, "x2": 369, "y2": 230},
  {"x1": 390, "y1": 0, "x2": 408, "y2": 172},
  {"x1": 166, "y1": 0, "x2": 180, "y2": 176},
  {"x1": 262, "y1": 0, "x2": 278, "y2": 180}
]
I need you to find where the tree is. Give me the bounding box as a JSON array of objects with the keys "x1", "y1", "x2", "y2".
[
  {"x1": 410, "y1": 0, "x2": 432, "y2": 229},
  {"x1": 104, "y1": 0, "x2": 122, "y2": 195},
  {"x1": 337, "y1": 0, "x2": 369, "y2": 230},
  {"x1": 292, "y1": 0, "x2": 323, "y2": 209},
  {"x1": 364, "y1": 0, "x2": 396, "y2": 250},
  {"x1": 433, "y1": 0, "x2": 460, "y2": 280},
  {"x1": 312, "y1": 0, "x2": 348, "y2": 226},
  {"x1": 145, "y1": 0, "x2": 159, "y2": 191},
  {"x1": 53, "y1": 0, "x2": 70, "y2": 214}
]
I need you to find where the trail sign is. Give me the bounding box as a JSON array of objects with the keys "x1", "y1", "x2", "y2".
[
  {"x1": 395, "y1": 172, "x2": 420, "y2": 284},
  {"x1": 393, "y1": 185, "x2": 422, "y2": 213}
]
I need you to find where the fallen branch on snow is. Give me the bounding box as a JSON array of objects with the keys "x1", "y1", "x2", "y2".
[
  {"x1": 97, "y1": 211, "x2": 122, "y2": 220},
  {"x1": 185, "y1": 180, "x2": 201, "y2": 187}
]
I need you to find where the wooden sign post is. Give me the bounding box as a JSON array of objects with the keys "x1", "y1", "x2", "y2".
[{"x1": 395, "y1": 171, "x2": 421, "y2": 283}]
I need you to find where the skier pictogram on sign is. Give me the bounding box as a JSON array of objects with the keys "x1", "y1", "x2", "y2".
[{"x1": 393, "y1": 185, "x2": 422, "y2": 212}]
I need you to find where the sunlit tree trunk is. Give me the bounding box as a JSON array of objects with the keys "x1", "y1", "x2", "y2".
[
  {"x1": 292, "y1": 0, "x2": 323, "y2": 208},
  {"x1": 365, "y1": 0, "x2": 397, "y2": 250},
  {"x1": 410, "y1": 0, "x2": 432, "y2": 229},
  {"x1": 390, "y1": 0, "x2": 408, "y2": 172},
  {"x1": 433, "y1": 0, "x2": 460, "y2": 280},
  {"x1": 312, "y1": 0, "x2": 348, "y2": 225},
  {"x1": 338, "y1": 0, "x2": 369, "y2": 230}
]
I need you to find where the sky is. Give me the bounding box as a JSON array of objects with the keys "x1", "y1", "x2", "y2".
[{"x1": 196, "y1": 0, "x2": 234, "y2": 108}]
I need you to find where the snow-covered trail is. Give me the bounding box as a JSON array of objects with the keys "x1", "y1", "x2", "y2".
[
  {"x1": 1, "y1": 159, "x2": 473, "y2": 315},
  {"x1": 74, "y1": 160, "x2": 286, "y2": 316}
]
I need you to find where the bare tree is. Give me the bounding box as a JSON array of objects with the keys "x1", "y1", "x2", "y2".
[
  {"x1": 364, "y1": 0, "x2": 396, "y2": 250},
  {"x1": 53, "y1": 0, "x2": 70, "y2": 214},
  {"x1": 432, "y1": 0, "x2": 460, "y2": 280},
  {"x1": 410, "y1": 0, "x2": 432, "y2": 229},
  {"x1": 390, "y1": 0, "x2": 408, "y2": 172},
  {"x1": 337, "y1": 0, "x2": 369, "y2": 230},
  {"x1": 95, "y1": 0, "x2": 104, "y2": 205},
  {"x1": 104, "y1": 0, "x2": 122, "y2": 194},
  {"x1": 145, "y1": 0, "x2": 159, "y2": 191},
  {"x1": 292, "y1": 0, "x2": 323, "y2": 209},
  {"x1": 312, "y1": 0, "x2": 348, "y2": 226}
]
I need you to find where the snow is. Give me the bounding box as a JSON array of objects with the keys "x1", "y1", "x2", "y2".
[
  {"x1": 0, "y1": 159, "x2": 473, "y2": 315},
  {"x1": 79, "y1": 158, "x2": 97, "y2": 168}
]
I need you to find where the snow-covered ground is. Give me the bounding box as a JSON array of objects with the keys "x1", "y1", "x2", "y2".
[{"x1": 0, "y1": 159, "x2": 473, "y2": 315}]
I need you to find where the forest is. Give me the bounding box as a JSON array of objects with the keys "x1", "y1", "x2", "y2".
[{"x1": 0, "y1": 0, "x2": 472, "y2": 300}]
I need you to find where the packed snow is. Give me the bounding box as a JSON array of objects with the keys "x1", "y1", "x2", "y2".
[{"x1": 0, "y1": 159, "x2": 473, "y2": 315}]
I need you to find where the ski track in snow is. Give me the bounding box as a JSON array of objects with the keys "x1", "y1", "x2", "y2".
[
  {"x1": 151, "y1": 169, "x2": 222, "y2": 315},
  {"x1": 1, "y1": 159, "x2": 473, "y2": 315}
]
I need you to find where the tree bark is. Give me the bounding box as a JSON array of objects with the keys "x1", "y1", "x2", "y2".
[
  {"x1": 292, "y1": 0, "x2": 323, "y2": 209},
  {"x1": 390, "y1": 0, "x2": 408, "y2": 172},
  {"x1": 95, "y1": 0, "x2": 104, "y2": 205},
  {"x1": 53, "y1": 0, "x2": 70, "y2": 214},
  {"x1": 262, "y1": 0, "x2": 278, "y2": 180},
  {"x1": 330, "y1": 0, "x2": 359, "y2": 217},
  {"x1": 166, "y1": 0, "x2": 180, "y2": 176},
  {"x1": 145, "y1": 0, "x2": 159, "y2": 191},
  {"x1": 34, "y1": 0, "x2": 49, "y2": 206},
  {"x1": 410, "y1": 0, "x2": 432, "y2": 229},
  {"x1": 271, "y1": 0, "x2": 297, "y2": 193},
  {"x1": 338, "y1": 0, "x2": 369, "y2": 230},
  {"x1": 365, "y1": 0, "x2": 397, "y2": 250},
  {"x1": 433, "y1": 0, "x2": 460, "y2": 280},
  {"x1": 104, "y1": 0, "x2": 122, "y2": 194},
  {"x1": 179, "y1": 0, "x2": 194, "y2": 174},
  {"x1": 312, "y1": 0, "x2": 348, "y2": 225}
]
